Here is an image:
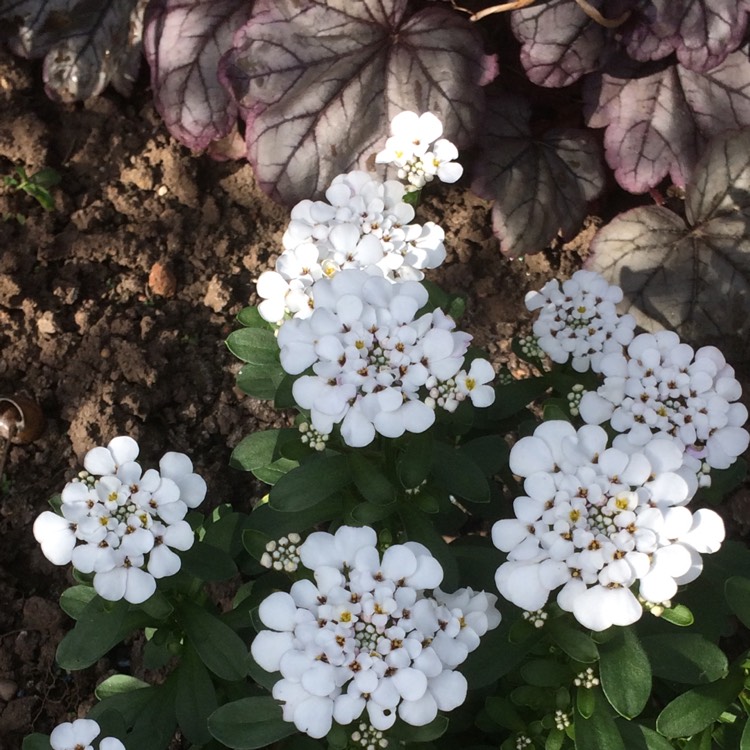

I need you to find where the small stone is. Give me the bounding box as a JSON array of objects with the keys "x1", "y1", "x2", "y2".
[
  {"x1": 203, "y1": 275, "x2": 231, "y2": 312},
  {"x1": 36, "y1": 311, "x2": 58, "y2": 335},
  {"x1": 0, "y1": 680, "x2": 17, "y2": 702},
  {"x1": 148, "y1": 262, "x2": 177, "y2": 298}
]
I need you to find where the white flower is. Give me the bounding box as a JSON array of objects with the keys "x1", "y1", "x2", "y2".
[
  {"x1": 257, "y1": 170, "x2": 447, "y2": 323},
  {"x1": 525, "y1": 270, "x2": 636, "y2": 373},
  {"x1": 277, "y1": 270, "x2": 487, "y2": 447},
  {"x1": 33, "y1": 436, "x2": 205, "y2": 604},
  {"x1": 579, "y1": 331, "x2": 749, "y2": 472},
  {"x1": 252, "y1": 526, "x2": 500, "y2": 738},
  {"x1": 376, "y1": 111, "x2": 463, "y2": 190},
  {"x1": 493, "y1": 422, "x2": 725, "y2": 631},
  {"x1": 50, "y1": 718, "x2": 124, "y2": 750}
]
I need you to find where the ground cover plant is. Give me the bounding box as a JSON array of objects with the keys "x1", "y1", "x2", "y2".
[
  {"x1": 19, "y1": 107, "x2": 750, "y2": 750},
  {"x1": 2, "y1": 1, "x2": 750, "y2": 749}
]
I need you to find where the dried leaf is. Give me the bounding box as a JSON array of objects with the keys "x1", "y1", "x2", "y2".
[
  {"x1": 1, "y1": 0, "x2": 147, "y2": 100},
  {"x1": 220, "y1": 0, "x2": 495, "y2": 204},
  {"x1": 584, "y1": 50, "x2": 750, "y2": 193},
  {"x1": 144, "y1": 0, "x2": 253, "y2": 151},
  {"x1": 472, "y1": 93, "x2": 604, "y2": 257},
  {"x1": 588, "y1": 130, "x2": 750, "y2": 355},
  {"x1": 623, "y1": 0, "x2": 750, "y2": 73},
  {"x1": 510, "y1": 0, "x2": 635, "y2": 88}
]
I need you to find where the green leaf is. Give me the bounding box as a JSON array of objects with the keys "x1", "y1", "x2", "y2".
[
  {"x1": 658, "y1": 603, "x2": 694, "y2": 627},
  {"x1": 22, "y1": 734, "x2": 51, "y2": 750},
  {"x1": 122, "y1": 677, "x2": 177, "y2": 749},
  {"x1": 31, "y1": 167, "x2": 61, "y2": 188},
  {"x1": 599, "y1": 628, "x2": 651, "y2": 718},
  {"x1": 397, "y1": 431, "x2": 434, "y2": 489},
  {"x1": 431, "y1": 442, "x2": 490, "y2": 503},
  {"x1": 575, "y1": 688, "x2": 625, "y2": 750},
  {"x1": 231, "y1": 429, "x2": 301, "y2": 485},
  {"x1": 226, "y1": 327, "x2": 280, "y2": 365},
  {"x1": 484, "y1": 697, "x2": 525, "y2": 732},
  {"x1": 546, "y1": 728, "x2": 565, "y2": 750},
  {"x1": 390, "y1": 715, "x2": 448, "y2": 743},
  {"x1": 177, "y1": 599, "x2": 249, "y2": 682},
  {"x1": 235, "y1": 362, "x2": 286, "y2": 401},
  {"x1": 641, "y1": 634, "x2": 728, "y2": 684},
  {"x1": 615, "y1": 721, "x2": 674, "y2": 750},
  {"x1": 458, "y1": 435, "x2": 510, "y2": 476},
  {"x1": 59, "y1": 585, "x2": 97, "y2": 620},
  {"x1": 742, "y1": 718, "x2": 750, "y2": 750},
  {"x1": 88, "y1": 685, "x2": 156, "y2": 726},
  {"x1": 179, "y1": 540, "x2": 237, "y2": 581},
  {"x1": 236, "y1": 306, "x2": 272, "y2": 329},
  {"x1": 246, "y1": 495, "x2": 343, "y2": 540},
  {"x1": 175, "y1": 645, "x2": 218, "y2": 745},
  {"x1": 208, "y1": 696, "x2": 296, "y2": 749},
  {"x1": 56, "y1": 597, "x2": 135, "y2": 670},
  {"x1": 349, "y1": 454, "x2": 395, "y2": 505},
  {"x1": 269, "y1": 453, "x2": 351, "y2": 511},
  {"x1": 547, "y1": 619, "x2": 599, "y2": 663},
  {"x1": 656, "y1": 667, "x2": 745, "y2": 738},
  {"x1": 725, "y1": 576, "x2": 750, "y2": 629},
  {"x1": 520, "y1": 659, "x2": 571, "y2": 688},
  {"x1": 349, "y1": 501, "x2": 396, "y2": 524},
  {"x1": 577, "y1": 686, "x2": 596, "y2": 719},
  {"x1": 95, "y1": 674, "x2": 150, "y2": 700},
  {"x1": 484, "y1": 377, "x2": 549, "y2": 420}
]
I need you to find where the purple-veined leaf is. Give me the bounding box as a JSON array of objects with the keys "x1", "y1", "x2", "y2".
[
  {"x1": 584, "y1": 50, "x2": 750, "y2": 193},
  {"x1": 510, "y1": 0, "x2": 635, "y2": 88},
  {"x1": 220, "y1": 0, "x2": 496, "y2": 204},
  {"x1": 1, "y1": 0, "x2": 147, "y2": 101},
  {"x1": 588, "y1": 129, "x2": 750, "y2": 354},
  {"x1": 471, "y1": 93, "x2": 604, "y2": 258},
  {"x1": 144, "y1": 0, "x2": 253, "y2": 151},
  {"x1": 623, "y1": 0, "x2": 750, "y2": 73}
]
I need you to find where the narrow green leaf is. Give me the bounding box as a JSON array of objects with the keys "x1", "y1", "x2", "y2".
[
  {"x1": 175, "y1": 645, "x2": 218, "y2": 745},
  {"x1": 88, "y1": 685, "x2": 156, "y2": 725},
  {"x1": 95, "y1": 674, "x2": 150, "y2": 700},
  {"x1": 741, "y1": 717, "x2": 750, "y2": 749},
  {"x1": 230, "y1": 429, "x2": 300, "y2": 481},
  {"x1": 349, "y1": 454, "x2": 395, "y2": 505},
  {"x1": 575, "y1": 688, "x2": 625, "y2": 750},
  {"x1": 22, "y1": 734, "x2": 51, "y2": 750},
  {"x1": 269, "y1": 454, "x2": 351, "y2": 511},
  {"x1": 641, "y1": 634, "x2": 728, "y2": 684},
  {"x1": 177, "y1": 599, "x2": 249, "y2": 682},
  {"x1": 246, "y1": 495, "x2": 343, "y2": 540},
  {"x1": 458, "y1": 435, "x2": 509, "y2": 476},
  {"x1": 235, "y1": 362, "x2": 286, "y2": 401},
  {"x1": 59, "y1": 585, "x2": 97, "y2": 620},
  {"x1": 484, "y1": 377, "x2": 550, "y2": 420},
  {"x1": 349, "y1": 501, "x2": 396, "y2": 524},
  {"x1": 656, "y1": 667, "x2": 745, "y2": 738},
  {"x1": 397, "y1": 431, "x2": 434, "y2": 489},
  {"x1": 56, "y1": 597, "x2": 132, "y2": 670},
  {"x1": 431, "y1": 442, "x2": 490, "y2": 503},
  {"x1": 236, "y1": 306, "x2": 272, "y2": 329},
  {"x1": 390, "y1": 715, "x2": 448, "y2": 743},
  {"x1": 520, "y1": 659, "x2": 571, "y2": 688},
  {"x1": 545, "y1": 728, "x2": 564, "y2": 750},
  {"x1": 547, "y1": 619, "x2": 599, "y2": 663},
  {"x1": 616, "y1": 721, "x2": 674, "y2": 750},
  {"x1": 179, "y1": 540, "x2": 237, "y2": 581},
  {"x1": 226, "y1": 328, "x2": 280, "y2": 365},
  {"x1": 577, "y1": 686, "x2": 596, "y2": 719},
  {"x1": 725, "y1": 576, "x2": 750, "y2": 629},
  {"x1": 599, "y1": 628, "x2": 651, "y2": 718},
  {"x1": 208, "y1": 697, "x2": 296, "y2": 749},
  {"x1": 658, "y1": 603, "x2": 694, "y2": 627},
  {"x1": 484, "y1": 697, "x2": 525, "y2": 732}
]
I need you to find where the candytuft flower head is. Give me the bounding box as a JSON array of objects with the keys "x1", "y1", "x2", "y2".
[
  {"x1": 579, "y1": 330, "x2": 750, "y2": 472},
  {"x1": 50, "y1": 718, "x2": 124, "y2": 750},
  {"x1": 492, "y1": 421, "x2": 725, "y2": 631},
  {"x1": 251, "y1": 525, "x2": 500, "y2": 738},
  {"x1": 256, "y1": 170, "x2": 446, "y2": 324},
  {"x1": 376, "y1": 111, "x2": 463, "y2": 191},
  {"x1": 276, "y1": 269, "x2": 495, "y2": 447},
  {"x1": 525, "y1": 270, "x2": 636, "y2": 373},
  {"x1": 33, "y1": 436, "x2": 205, "y2": 604}
]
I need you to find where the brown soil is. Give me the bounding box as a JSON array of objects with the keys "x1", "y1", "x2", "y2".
[{"x1": 0, "y1": 46, "x2": 747, "y2": 750}]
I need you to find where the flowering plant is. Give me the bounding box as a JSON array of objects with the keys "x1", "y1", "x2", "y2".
[{"x1": 25, "y1": 111, "x2": 750, "y2": 750}]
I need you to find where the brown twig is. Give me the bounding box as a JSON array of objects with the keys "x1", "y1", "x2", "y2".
[
  {"x1": 0, "y1": 421, "x2": 16, "y2": 483},
  {"x1": 574, "y1": 0, "x2": 632, "y2": 28},
  {"x1": 467, "y1": 0, "x2": 537, "y2": 22}
]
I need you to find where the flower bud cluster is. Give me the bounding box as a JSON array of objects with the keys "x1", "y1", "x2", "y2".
[
  {"x1": 251, "y1": 526, "x2": 501, "y2": 738},
  {"x1": 579, "y1": 330, "x2": 749, "y2": 472},
  {"x1": 277, "y1": 269, "x2": 495, "y2": 447},
  {"x1": 33, "y1": 436, "x2": 206, "y2": 604},
  {"x1": 261, "y1": 533, "x2": 302, "y2": 573},
  {"x1": 375, "y1": 111, "x2": 463, "y2": 191},
  {"x1": 525, "y1": 270, "x2": 636, "y2": 373},
  {"x1": 493, "y1": 421, "x2": 725, "y2": 631},
  {"x1": 257, "y1": 170, "x2": 446, "y2": 324},
  {"x1": 573, "y1": 667, "x2": 599, "y2": 689}
]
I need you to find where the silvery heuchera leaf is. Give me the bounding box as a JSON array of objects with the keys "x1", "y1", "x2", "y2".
[
  {"x1": 220, "y1": 0, "x2": 496, "y2": 204},
  {"x1": 471, "y1": 93, "x2": 604, "y2": 258},
  {"x1": 0, "y1": 0, "x2": 147, "y2": 100},
  {"x1": 510, "y1": 0, "x2": 635, "y2": 88},
  {"x1": 584, "y1": 50, "x2": 750, "y2": 193},
  {"x1": 144, "y1": 0, "x2": 253, "y2": 151},
  {"x1": 623, "y1": 0, "x2": 750, "y2": 73},
  {"x1": 588, "y1": 130, "x2": 750, "y2": 355}
]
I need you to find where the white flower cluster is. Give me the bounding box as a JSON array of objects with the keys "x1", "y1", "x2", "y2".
[
  {"x1": 50, "y1": 718, "x2": 124, "y2": 750},
  {"x1": 277, "y1": 269, "x2": 495, "y2": 447},
  {"x1": 525, "y1": 270, "x2": 636, "y2": 373},
  {"x1": 579, "y1": 331, "x2": 749, "y2": 472},
  {"x1": 33, "y1": 436, "x2": 206, "y2": 604},
  {"x1": 493, "y1": 421, "x2": 725, "y2": 631},
  {"x1": 376, "y1": 111, "x2": 463, "y2": 191},
  {"x1": 257, "y1": 170, "x2": 446, "y2": 324},
  {"x1": 251, "y1": 526, "x2": 501, "y2": 738}
]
